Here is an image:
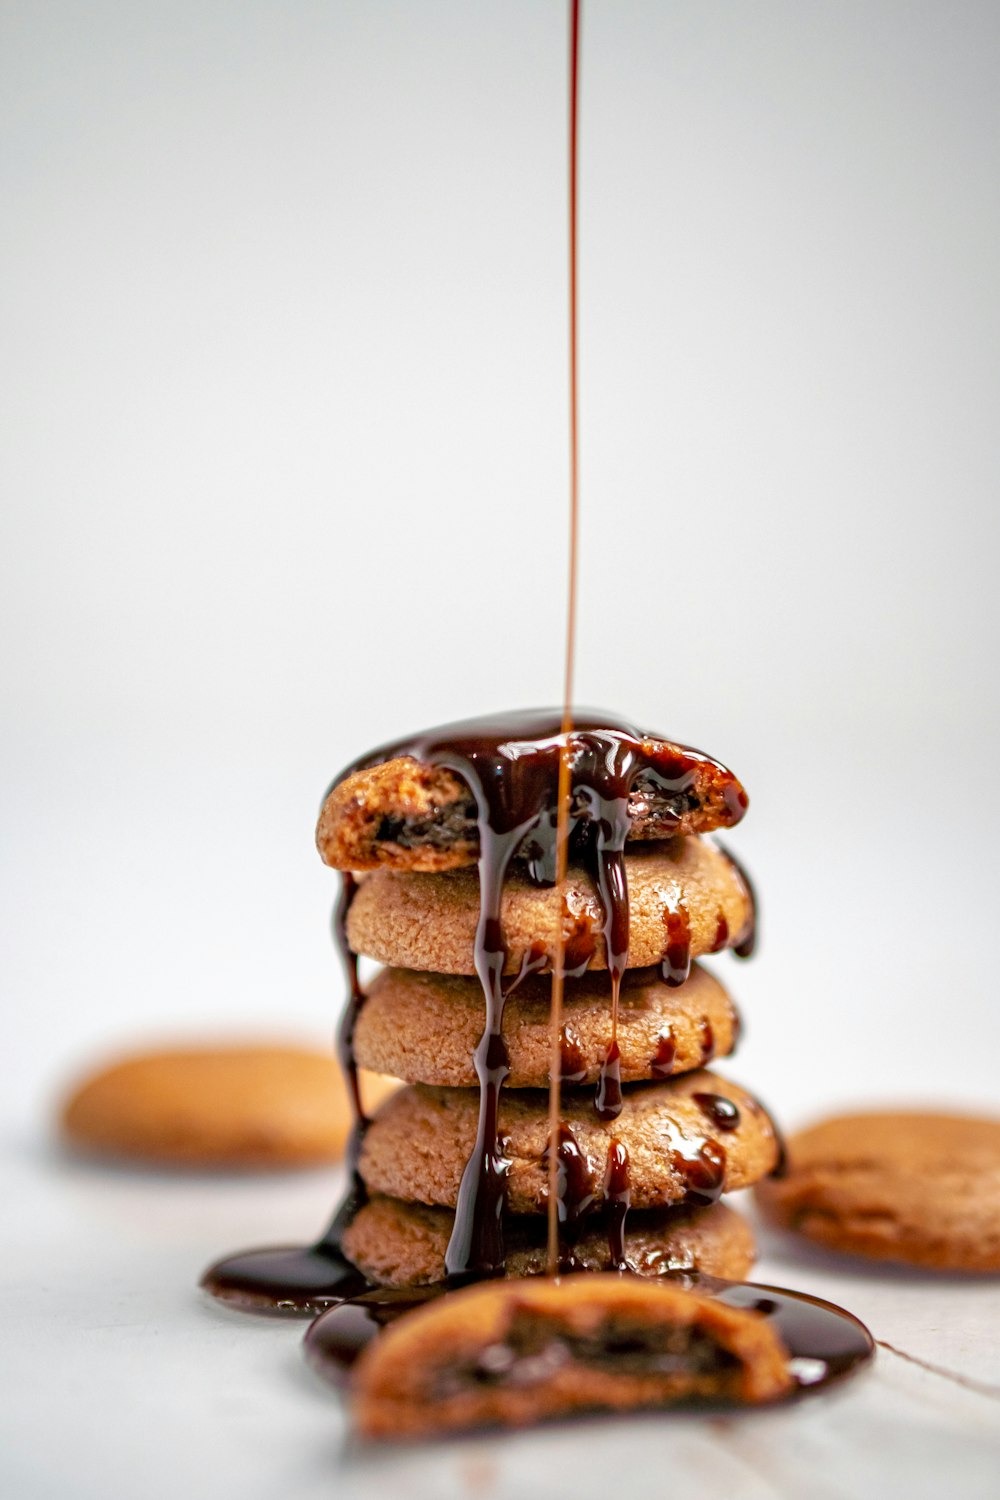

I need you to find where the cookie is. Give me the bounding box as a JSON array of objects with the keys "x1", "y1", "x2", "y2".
[
  {"x1": 756, "y1": 1110, "x2": 1000, "y2": 1272},
  {"x1": 59, "y1": 1044, "x2": 396, "y2": 1169},
  {"x1": 352, "y1": 1273, "x2": 792, "y2": 1437},
  {"x1": 342, "y1": 1193, "x2": 756, "y2": 1287},
  {"x1": 360, "y1": 1070, "x2": 780, "y2": 1213},
  {"x1": 346, "y1": 838, "x2": 753, "y2": 976},
  {"x1": 317, "y1": 717, "x2": 747, "y2": 875},
  {"x1": 354, "y1": 963, "x2": 739, "y2": 1087}
]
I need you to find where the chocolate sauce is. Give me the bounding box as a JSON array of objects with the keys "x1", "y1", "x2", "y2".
[
  {"x1": 699, "y1": 1017, "x2": 716, "y2": 1063},
  {"x1": 660, "y1": 904, "x2": 692, "y2": 987},
  {"x1": 716, "y1": 840, "x2": 758, "y2": 959},
  {"x1": 303, "y1": 1275, "x2": 875, "y2": 1401},
  {"x1": 650, "y1": 1027, "x2": 677, "y2": 1078},
  {"x1": 559, "y1": 1024, "x2": 588, "y2": 1085},
  {"x1": 672, "y1": 1136, "x2": 727, "y2": 1207},
  {"x1": 595, "y1": 1038, "x2": 623, "y2": 1120},
  {"x1": 603, "y1": 1141, "x2": 631, "y2": 1271},
  {"x1": 549, "y1": 1122, "x2": 600, "y2": 1223},
  {"x1": 202, "y1": 872, "x2": 372, "y2": 1316},
  {"x1": 692, "y1": 1092, "x2": 741, "y2": 1132}
]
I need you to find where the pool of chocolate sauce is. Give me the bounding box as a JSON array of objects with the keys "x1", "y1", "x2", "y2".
[{"x1": 302, "y1": 1274, "x2": 875, "y2": 1401}]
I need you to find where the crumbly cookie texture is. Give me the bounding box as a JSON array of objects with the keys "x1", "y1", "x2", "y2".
[
  {"x1": 342, "y1": 1194, "x2": 755, "y2": 1287},
  {"x1": 317, "y1": 743, "x2": 746, "y2": 874},
  {"x1": 352, "y1": 1274, "x2": 791, "y2": 1437},
  {"x1": 354, "y1": 962, "x2": 739, "y2": 1088},
  {"x1": 346, "y1": 838, "x2": 752, "y2": 976},
  {"x1": 59, "y1": 1045, "x2": 395, "y2": 1169},
  {"x1": 359, "y1": 1070, "x2": 780, "y2": 1213},
  {"x1": 757, "y1": 1110, "x2": 1000, "y2": 1272}
]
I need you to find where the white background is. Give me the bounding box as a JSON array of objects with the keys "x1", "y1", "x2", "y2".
[{"x1": 2, "y1": 3, "x2": 999, "y2": 1495}]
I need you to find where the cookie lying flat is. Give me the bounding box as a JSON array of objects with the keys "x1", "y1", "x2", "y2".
[
  {"x1": 342, "y1": 1194, "x2": 755, "y2": 1287},
  {"x1": 347, "y1": 838, "x2": 753, "y2": 975},
  {"x1": 318, "y1": 714, "x2": 747, "y2": 875},
  {"x1": 60, "y1": 1045, "x2": 395, "y2": 1169},
  {"x1": 355, "y1": 963, "x2": 739, "y2": 1088},
  {"x1": 757, "y1": 1110, "x2": 1000, "y2": 1272},
  {"x1": 360, "y1": 1071, "x2": 780, "y2": 1213},
  {"x1": 352, "y1": 1274, "x2": 791, "y2": 1437}
]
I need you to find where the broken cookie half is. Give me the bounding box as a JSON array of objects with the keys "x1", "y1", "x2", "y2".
[
  {"x1": 352, "y1": 1274, "x2": 791, "y2": 1439},
  {"x1": 317, "y1": 711, "x2": 748, "y2": 874}
]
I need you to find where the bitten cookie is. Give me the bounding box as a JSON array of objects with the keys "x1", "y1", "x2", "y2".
[
  {"x1": 352, "y1": 1274, "x2": 791, "y2": 1437},
  {"x1": 756, "y1": 1110, "x2": 1000, "y2": 1272},
  {"x1": 318, "y1": 723, "x2": 746, "y2": 874},
  {"x1": 360, "y1": 1070, "x2": 780, "y2": 1213},
  {"x1": 60, "y1": 1044, "x2": 395, "y2": 1169},
  {"x1": 342, "y1": 1194, "x2": 756, "y2": 1288},
  {"x1": 346, "y1": 838, "x2": 753, "y2": 975},
  {"x1": 354, "y1": 962, "x2": 739, "y2": 1087}
]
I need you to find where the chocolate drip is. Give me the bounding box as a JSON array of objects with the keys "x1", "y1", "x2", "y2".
[
  {"x1": 672, "y1": 1137, "x2": 727, "y2": 1207},
  {"x1": 692, "y1": 1092, "x2": 741, "y2": 1132},
  {"x1": 559, "y1": 1024, "x2": 587, "y2": 1085},
  {"x1": 660, "y1": 904, "x2": 692, "y2": 987},
  {"x1": 716, "y1": 840, "x2": 758, "y2": 959},
  {"x1": 651, "y1": 1027, "x2": 677, "y2": 1078},
  {"x1": 603, "y1": 1140, "x2": 632, "y2": 1271},
  {"x1": 711, "y1": 912, "x2": 730, "y2": 952},
  {"x1": 333, "y1": 872, "x2": 365, "y2": 1119},
  {"x1": 699, "y1": 1018, "x2": 716, "y2": 1063},
  {"x1": 550, "y1": 1122, "x2": 599, "y2": 1222},
  {"x1": 201, "y1": 872, "x2": 371, "y2": 1316}
]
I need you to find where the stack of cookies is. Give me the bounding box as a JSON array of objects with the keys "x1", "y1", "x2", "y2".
[{"x1": 316, "y1": 714, "x2": 782, "y2": 1291}]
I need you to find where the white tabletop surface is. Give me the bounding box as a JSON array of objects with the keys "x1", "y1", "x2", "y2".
[{"x1": 4, "y1": 1136, "x2": 998, "y2": 1500}]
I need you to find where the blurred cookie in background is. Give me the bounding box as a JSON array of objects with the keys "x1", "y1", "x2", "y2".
[
  {"x1": 757, "y1": 1109, "x2": 1000, "y2": 1273},
  {"x1": 59, "y1": 1043, "x2": 396, "y2": 1169}
]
